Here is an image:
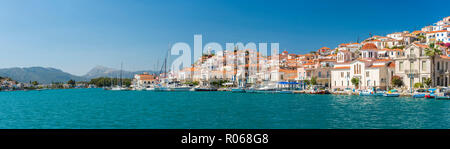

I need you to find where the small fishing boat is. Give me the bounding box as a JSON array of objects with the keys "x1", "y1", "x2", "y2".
[
  {"x1": 435, "y1": 88, "x2": 450, "y2": 100},
  {"x1": 194, "y1": 87, "x2": 218, "y2": 91},
  {"x1": 154, "y1": 86, "x2": 171, "y2": 91},
  {"x1": 384, "y1": 93, "x2": 400, "y2": 97},
  {"x1": 425, "y1": 88, "x2": 436, "y2": 99},
  {"x1": 279, "y1": 90, "x2": 294, "y2": 94},
  {"x1": 311, "y1": 90, "x2": 328, "y2": 94},
  {"x1": 383, "y1": 89, "x2": 400, "y2": 97},
  {"x1": 134, "y1": 86, "x2": 146, "y2": 91},
  {"x1": 359, "y1": 89, "x2": 372, "y2": 96},
  {"x1": 412, "y1": 89, "x2": 427, "y2": 98},
  {"x1": 253, "y1": 86, "x2": 278, "y2": 93}
]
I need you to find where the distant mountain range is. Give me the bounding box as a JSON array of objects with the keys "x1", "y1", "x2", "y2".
[
  {"x1": 0, "y1": 66, "x2": 158, "y2": 84},
  {"x1": 82, "y1": 65, "x2": 158, "y2": 79}
]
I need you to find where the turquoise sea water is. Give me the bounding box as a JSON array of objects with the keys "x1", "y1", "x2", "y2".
[{"x1": 0, "y1": 88, "x2": 449, "y2": 129}]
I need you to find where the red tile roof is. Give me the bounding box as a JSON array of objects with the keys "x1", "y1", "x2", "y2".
[
  {"x1": 361, "y1": 43, "x2": 378, "y2": 50},
  {"x1": 333, "y1": 66, "x2": 350, "y2": 69}
]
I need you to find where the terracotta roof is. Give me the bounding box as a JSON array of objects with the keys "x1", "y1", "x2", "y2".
[
  {"x1": 380, "y1": 48, "x2": 403, "y2": 52},
  {"x1": 361, "y1": 43, "x2": 378, "y2": 50},
  {"x1": 319, "y1": 47, "x2": 330, "y2": 50},
  {"x1": 374, "y1": 59, "x2": 392, "y2": 62},
  {"x1": 319, "y1": 59, "x2": 336, "y2": 62},
  {"x1": 137, "y1": 74, "x2": 155, "y2": 80},
  {"x1": 339, "y1": 43, "x2": 359, "y2": 46},
  {"x1": 413, "y1": 43, "x2": 428, "y2": 49},
  {"x1": 369, "y1": 65, "x2": 385, "y2": 68},
  {"x1": 412, "y1": 31, "x2": 424, "y2": 34},
  {"x1": 333, "y1": 66, "x2": 350, "y2": 69},
  {"x1": 427, "y1": 30, "x2": 449, "y2": 33}
]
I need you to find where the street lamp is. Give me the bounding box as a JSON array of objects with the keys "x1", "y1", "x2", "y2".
[{"x1": 407, "y1": 55, "x2": 416, "y2": 94}]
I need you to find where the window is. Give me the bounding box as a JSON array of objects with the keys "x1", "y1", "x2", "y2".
[
  {"x1": 366, "y1": 71, "x2": 370, "y2": 77},
  {"x1": 446, "y1": 62, "x2": 448, "y2": 71},
  {"x1": 341, "y1": 72, "x2": 344, "y2": 78},
  {"x1": 399, "y1": 62, "x2": 404, "y2": 71},
  {"x1": 422, "y1": 61, "x2": 427, "y2": 71}
]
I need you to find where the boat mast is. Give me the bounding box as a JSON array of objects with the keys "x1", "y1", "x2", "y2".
[{"x1": 119, "y1": 62, "x2": 123, "y2": 87}]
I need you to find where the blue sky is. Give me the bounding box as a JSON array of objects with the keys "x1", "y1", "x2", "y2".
[{"x1": 0, "y1": 0, "x2": 448, "y2": 75}]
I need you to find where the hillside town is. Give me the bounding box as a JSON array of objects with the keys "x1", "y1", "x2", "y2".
[{"x1": 132, "y1": 16, "x2": 450, "y2": 97}]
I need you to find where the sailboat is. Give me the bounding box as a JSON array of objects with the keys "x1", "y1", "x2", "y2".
[
  {"x1": 154, "y1": 43, "x2": 192, "y2": 91},
  {"x1": 111, "y1": 62, "x2": 129, "y2": 91}
]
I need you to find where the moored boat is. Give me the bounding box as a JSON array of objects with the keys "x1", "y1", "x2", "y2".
[
  {"x1": 435, "y1": 88, "x2": 450, "y2": 100},
  {"x1": 111, "y1": 86, "x2": 129, "y2": 91},
  {"x1": 383, "y1": 89, "x2": 400, "y2": 97},
  {"x1": 194, "y1": 88, "x2": 218, "y2": 91},
  {"x1": 170, "y1": 86, "x2": 192, "y2": 91},
  {"x1": 383, "y1": 93, "x2": 400, "y2": 97},
  {"x1": 412, "y1": 89, "x2": 427, "y2": 98},
  {"x1": 279, "y1": 90, "x2": 293, "y2": 94}
]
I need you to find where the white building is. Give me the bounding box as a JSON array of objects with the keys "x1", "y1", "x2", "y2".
[{"x1": 331, "y1": 43, "x2": 395, "y2": 90}]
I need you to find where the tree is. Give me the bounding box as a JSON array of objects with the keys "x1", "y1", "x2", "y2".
[
  {"x1": 89, "y1": 77, "x2": 132, "y2": 87},
  {"x1": 417, "y1": 35, "x2": 426, "y2": 42},
  {"x1": 351, "y1": 77, "x2": 360, "y2": 89},
  {"x1": 210, "y1": 79, "x2": 228, "y2": 88},
  {"x1": 184, "y1": 81, "x2": 199, "y2": 86},
  {"x1": 425, "y1": 43, "x2": 443, "y2": 87},
  {"x1": 423, "y1": 78, "x2": 432, "y2": 88},
  {"x1": 303, "y1": 80, "x2": 310, "y2": 87},
  {"x1": 67, "y1": 79, "x2": 76, "y2": 87},
  {"x1": 414, "y1": 82, "x2": 424, "y2": 88},
  {"x1": 310, "y1": 77, "x2": 317, "y2": 86},
  {"x1": 31, "y1": 81, "x2": 39, "y2": 86},
  {"x1": 391, "y1": 76, "x2": 404, "y2": 87}
]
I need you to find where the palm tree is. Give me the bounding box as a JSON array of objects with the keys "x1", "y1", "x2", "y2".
[
  {"x1": 351, "y1": 77, "x2": 360, "y2": 89},
  {"x1": 425, "y1": 43, "x2": 443, "y2": 87},
  {"x1": 423, "y1": 77, "x2": 432, "y2": 88}
]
